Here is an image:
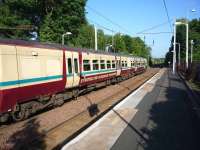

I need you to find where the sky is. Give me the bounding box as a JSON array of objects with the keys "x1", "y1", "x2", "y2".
[{"x1": 86, "y1": 0, "x2": 200, "y2": 58}]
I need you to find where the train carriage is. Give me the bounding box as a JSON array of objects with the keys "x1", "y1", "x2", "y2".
[
  {"x1": 0, "y1": 39, "x2": 147, "y2": 122},
  {"x1": 79, "y1": 51, "x2": 117, "y2": 86}
]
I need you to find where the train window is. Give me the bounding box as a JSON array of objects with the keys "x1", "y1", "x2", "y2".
[
  {"x1": 125, "y1": 61, "x2": 127, "y2": 67},
  {"x1": 67, "y1": 58, "x2": 72, "y2": 74},
  {"x1": 100, "y1": 60, "x2": 105, "y2": 69},
  {"x1": 122, "y1": 61, "x2": 124, "y2": 67},
  {"x1": 92, "y1": 60, "x2": 99, "y2": 70},
  {"x1": 107, "y1": 60, "x2": 111, "y2": 69},
  {"x1": 83, "y1": 60, "x2": 91, "y2": 71},
  {"x1": 112, "y1": 60, "x2": 116, "y2": 68},
  {"x1": 74, "y1": 58, "x2": 78, "y2": 73}
]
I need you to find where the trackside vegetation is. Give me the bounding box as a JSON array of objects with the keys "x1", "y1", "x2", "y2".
[{"x1": 0, "y1": 0, "x2": 151, "y2": 59}]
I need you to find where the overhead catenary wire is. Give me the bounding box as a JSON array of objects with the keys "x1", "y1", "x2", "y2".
[
  {"x1": 88, "y1": 18, "x2": 128, "y2": 36},
  {"x1": 136, "y1": 20, "x2": 173, "y2": 34},
  {"x1": 138, "y1": 32, "x2": 173, "y2": 35},
  {"x1": 88, "y1": 18, "x2": 115, "y2": 33},
  {"x1": 87, "y1": 5, "x2": 173, "y2": 37},
  {"x1": 86, "y1": 5, "x2": 133, "y2": 35},
  {"x1": 162, "y1": 0, "x2": 173, "y2": 32}
]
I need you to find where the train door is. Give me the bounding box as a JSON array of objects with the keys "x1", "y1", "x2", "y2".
[
  {"x1": 116, "y1": 56, "x2": 121, "y2": 76},
  {"x1": 65, "y1": 51, "x2": 80, "y2": 88},
  {"x1": 66, "y1": 51, "x2": 73, "y2": 88},
  {"x1": 72, "y1": 52, "x2": 80, "y2": 87}
]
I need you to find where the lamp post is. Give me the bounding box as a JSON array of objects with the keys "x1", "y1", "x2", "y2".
[
  {"x1": 191, "y1": 40, "x2": 194, "y2": 63},
  {"x1": 186, "y1": 23, "x2": 189, "y2": 69},
  {"x1": 177, "y1": 43, "x2": 181, "y2": 67},
  {"x1": 173, "y1": 21, "x2": 189, "y2": 73},
  {"x1": 62, "y1": 32, "x2": 72, "y2": 45},
  {"x1": 173, "y1": 21, "x2": 177, "y2": 74},
  {"x1": 173, "y1": 42, "x2": 181, "y2": 66},
  {"x1": 172, "y1": 9, "x2": 196, "y2": 73}
]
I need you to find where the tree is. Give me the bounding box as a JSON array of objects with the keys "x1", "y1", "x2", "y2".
[
  {"x1": 166, "y1": 18, "x2": 200, "y2": 62},
  {"x1": 189, "y1": 19, "x2": 200, "y2": 60},
  {"x1": 114, "y1": 33, "x2": 126, "y2": 52},
  {"x1": 0, "y1": 0, "x2": 152, "y2": 58},
  {"x1": 97, "y1": 29, "x2": 106, "y2": 50},
  {"x1": 122, "y1": 35, "x2": 134, "y2": 53},
  {"x1": 0, "y1": 0, "x2": 87, "y2": 43},
  {"x1": 72, "y1": 24, "x2": 94, "y2": 48}
]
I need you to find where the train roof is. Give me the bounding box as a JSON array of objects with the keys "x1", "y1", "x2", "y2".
[{"x1": 0, "y1": 39, "x2": 146, "y2": 59}]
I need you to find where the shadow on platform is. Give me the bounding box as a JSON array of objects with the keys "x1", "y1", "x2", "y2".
[
  {"x1": 138, "y1": 73, "x2": 200, "y2": 150},
  {"x1": 111, "y1": 70, "x2": 200, "y2": 150},
  {"x1": 6, "y1": 118, "x2": 46, "y2": 150}
]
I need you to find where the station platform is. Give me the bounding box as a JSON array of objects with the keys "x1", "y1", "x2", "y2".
[{"x1": 62, "y1": 69, "x2": 200, "y2": 150}]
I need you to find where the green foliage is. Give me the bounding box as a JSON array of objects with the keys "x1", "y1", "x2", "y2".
[
  {"x1": 97, "y1": 29, "x2": 106, "y2": 50},
  {"x1": 121, "y1": 35, "x2": 133, "y2": 53},
  {"x1": 0, "y1": 1, "x2": 32, "y2": 39},
  {"x1": 0, "y1": 0, "x2": 151, "y2": 59},
  {"x1": 190, "y1": 19, "x2": 200, "y2": 60},
  {"x1": 131, "y1": 37, "x2": 151, "y2": 58},
  {"x1": 71, "y1": 24, "x2": 94, "y2": 48},
  {"x1": 165, "y1": 18, "x2": 200, "y2": 63},
  {"x1": 113, "y1": 33, "x2": 126, "y2": 52},
  {"x1": 0, "y1": 0, "x2": 87, "y2": 42}
]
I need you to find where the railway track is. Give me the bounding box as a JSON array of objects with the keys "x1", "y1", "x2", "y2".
[{"x1": 0, "y1": 68, "x2": 159, "y2": 150}]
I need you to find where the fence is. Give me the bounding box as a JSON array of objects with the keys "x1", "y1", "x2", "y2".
[{"x1": 179, "y1": 61, "x2": 200, "y2": 83}]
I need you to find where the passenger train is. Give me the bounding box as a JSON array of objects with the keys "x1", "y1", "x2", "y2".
[{"x1": 0, "y1": 39, "x2": 147, "y2": 122}]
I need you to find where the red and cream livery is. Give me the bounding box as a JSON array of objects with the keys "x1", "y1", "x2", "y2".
[{"x1": 0, "y1": 39, "x2": 147, "y2": 122}]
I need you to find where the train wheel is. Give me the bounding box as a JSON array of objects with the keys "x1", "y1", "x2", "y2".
[{"x1": 11, "y1": 108, "x2": 28, "y2": 122}]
